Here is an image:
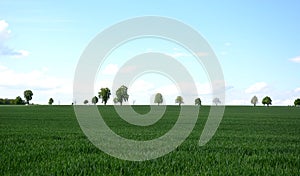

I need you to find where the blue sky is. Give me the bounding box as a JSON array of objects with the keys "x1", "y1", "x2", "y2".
[{"x1": 0, "y1": 0, "x2": 299, "y2": 105}]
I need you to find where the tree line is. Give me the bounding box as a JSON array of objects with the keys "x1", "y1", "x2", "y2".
[{"x1": 1, "y1": 88, "x2": 300, "y2": 107}]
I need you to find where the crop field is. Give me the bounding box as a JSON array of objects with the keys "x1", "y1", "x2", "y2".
[{"x1": 0, "y1": 105, "x2": 300, "y2": 175}]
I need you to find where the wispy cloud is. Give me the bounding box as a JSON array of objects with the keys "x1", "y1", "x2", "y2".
[
  {"x1": 0, "y1": 19, "x2": 29, "y2": 58},
  {"x1": 245, "y1": 82, "x2": 268, "y2": 94},
  {"x1": 290, "y1": 56, "x2": 300, "y2": 63}
]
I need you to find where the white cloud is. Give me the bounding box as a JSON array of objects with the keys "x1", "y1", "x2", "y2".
[
  {"x1": 0, "y1": 20, "x2": 29, "y2": 58},
  {"x1": 101, "y1": 64, "x2": 119, "y2": 75},
  {"x1": 127, "y1": 79, "x2": 155, "y2": 105},
  {"x1": 0, "y1": 64, "x2": 69, "y2": 95},
  {"x1": 290, "y1": 56, "x2": 300, "y2": 63},
  {"x1": 195, "y1": 82, "x2": 212, "y2": 95},
  {"x1": 295, "y1": 87, "x2": 300, "y2": 93},
  {"x1": 11, "y1": 49, "x2": 30, "y2": 58},
  {"x1": 0, "y1": 20, "x2": 11, "y2": 38},
  {"x1": 154, "y1": 84, "x2": 179, "y2": 96},
  {"x1": 129, "y1": 79, "x2": 154, "y2": 93},
  {"x1": 245, "y1": 82, "x2": 268, "y2": 94}
]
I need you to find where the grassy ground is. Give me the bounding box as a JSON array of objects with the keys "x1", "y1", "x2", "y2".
[{"x1": 0, "y1": 105, "x2": 299, "y2": 175}]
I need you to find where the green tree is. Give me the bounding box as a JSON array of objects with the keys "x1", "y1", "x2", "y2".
[
  {"x1": 92, "y1": 96, "x2": 98, "y2": 105},
  {"x1": 294, "y1": 98, "x2": 300, "y2": 107},
  {"x1": 84, "y1": 100, "x2": 89, "y2": 105},
  {"x1": 115, "y1": 85, "x2": 129, "y2": 105},
  {"x1": 24, "y1": 90, "x2": 33, "y2": 104},
  {"x1": 175, "y1": 96, "x2": 184, "y2": 106},
  {"x1": 262, "y1": 96, "x2": 272, "y2": 107},
  {"x1": 15, "y1": 96, "x2": 24, "y2": 105},
  {"x1": 213, "y1": 97, "x2": 221, "y2": 106},
  {"x1": 154, "y1": 93, "x2": 163, "y2": 106},
  {"x1": 48, "y1": 98, "x2": 54, "y2": 105},
  {"x1": 251, "y1": 96, "x2": 258, "y2": 107},
  {"x1": 195, "y1": 98, "x2": 201, "y2": 106},
  {"x1": 98, "y1": 88, "x2": 111, "y2": 105}
]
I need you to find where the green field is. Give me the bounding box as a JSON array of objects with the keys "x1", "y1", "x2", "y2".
[{"x1": 0, "y1": 105, "x2": 299, "y2": 175}]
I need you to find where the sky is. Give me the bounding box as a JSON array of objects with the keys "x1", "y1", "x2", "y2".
[{"x1": 0, "y1": 0, "x2": 299, "y2": 105}]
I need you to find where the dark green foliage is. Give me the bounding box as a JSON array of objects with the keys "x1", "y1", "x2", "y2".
[
  {"x1": 0, "y1": 98, "x2": 22, "y2": 105},
  {"x1": 92, "y1": 96, "x2": 98, "y2": 105},
  {"x1": 0, "y1": 106, "x2": 299, "y2": 175},
  {"x1": 98, "y1": 88, "x2": 111, "y2": 105},
  {"x1": 262, "y1": 96, "x2": 272, "y2": 107},
  {"x1": 15, "y1": 96, "x2": 25, "y2": 105},
  {"x1": 294, "y1": 98, "x2": 300, "y2": 107},
  {"x1": 195, "y1": 98, "x2": 201, "y2": 106},
  {"x1": 48, "y1": 98, "x2": 54, "y2": 105},
  {"x1": 24, "y1": 90, "x2": 33, "y2": 104}
]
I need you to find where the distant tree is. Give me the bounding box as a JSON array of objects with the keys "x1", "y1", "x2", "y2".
[
  {"x1": 195, "y1": 98, "x2": 201, "y2": 106},
  {"x1": 213, "y1": 97, "x2": 221, "y2": 106},
  {"x1": 154, "y1": 93, "x2": 163, "y2": 106},
  {"x1": 24, "y1": 90, "x2": 33, "y2": 104},
  {"x1": 48, "y1": 98, "x2": 54, "y2": 105},
  {"x1": 15, "y1": 96, "x2": 24, "y2": 105},
  {"x1": 84, "y1": 100, "x2": 89, "y2": 105},
  {"x1": 115, "y1": 85, "x2": 129, "y2": 105},
  {"x1": 98, "y1": 88, "x2": 111, "y2": 105},
  {"x1": 9, "y1": 99, "x2": 15, "y2": 104},
  {"x1": 113, "y1": 97, "x2": 118, "y2": 105},
  {"x1": 175, "y1": 96, "x2": 184, "y2": 106},
  {"x1": 262, "y1": 96, "x2": 272, "y2": 107},
  {"x1": 92, "y1": 96, "x2": 98, "y2": 105},
  {"x1": 294, "y1": 98, "x2": 300, "y2": 107},
  {"x1": 251, "y1": 96, "x2": 258, "y2": 107}
]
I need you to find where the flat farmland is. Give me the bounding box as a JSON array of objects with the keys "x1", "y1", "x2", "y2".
[{"x1": 0, "y1": 105, "x2": 299, "y2": 175}]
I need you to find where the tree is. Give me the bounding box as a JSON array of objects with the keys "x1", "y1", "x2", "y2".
[
  {"x1": 48, "y1": 98, "x2": 54, "y2": 105},
  {"x1": 251, "y1": 96, "x2": 258, "y2": 107},
  {"x1": 294, "y1": 98, "x2": 300, "y2": 107},
  {"x1": 15, "y1": 96, "x2": 25, "y2": 105},
  {"x1": 24, "y1": 90, "x2": 33, "y2": 104},
  {"x1": 98, "y1": 88, "x2": 111, "y2": 105},
  {"x1": 113, "y1": 97, "x2": 118, "y2": 104},
  {"x1": 84, "y1": 100, "x2": 89, "y2": 105},
  {"x1": 213, "y1": 97, "x2": 221, "y2": 106},
  {"x1": 115, "y1": 85, "x2": 129, "y2": 105},
  {"x1": 195, "y1": 98, "x2": 201, "y2": 106},
  {"x1": 154, "y1": 93, "x2": 163, "y2": 106},
  {"x1": 92, "y1": 96, "x2": 98, "y2": 105},
  {"x1": 262, "y1": 96, "x2": 272, "y2": 107},
  {"x1": 175, "y1": 96, "x2": 184, "y2": 106}
]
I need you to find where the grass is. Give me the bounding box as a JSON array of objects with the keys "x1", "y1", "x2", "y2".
[{"x1": 0, "y1": 105, "x2": 299, "y2": 175}]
